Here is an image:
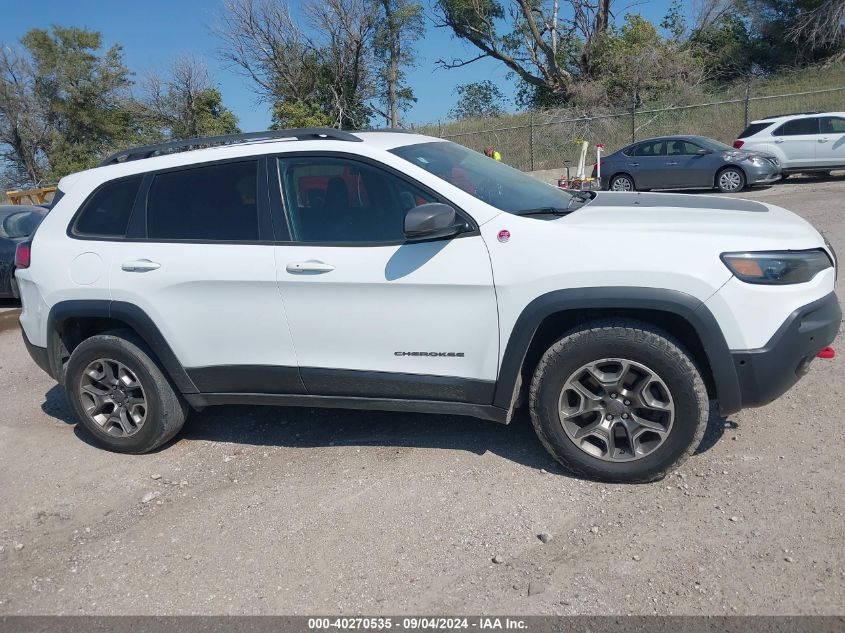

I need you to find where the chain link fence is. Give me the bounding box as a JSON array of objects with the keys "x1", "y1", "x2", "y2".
[{"x1": 412, "y1": 67, "x2": 845, "y2": 175}]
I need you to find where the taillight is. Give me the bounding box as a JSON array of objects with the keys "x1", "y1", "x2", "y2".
[
  {"x1": 14, "y1": 242, "x2": 31, "y2": 269},
  {"x1": 733, "y1": 140, "x2": 744, "y2": 148}
]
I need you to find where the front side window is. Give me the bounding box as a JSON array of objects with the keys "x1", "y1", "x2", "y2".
[
  {"x1": 278, "y1": 156, "x2": 456, "y2": 243},
  {"x1": 73, "y1": 176, "x2": 143, "y2": 237},
  {"x1": 389, "y1": 141, "x2": 576, "y2": 215},
  {"x1": 774, "y1": 118, "x2": 820, "y2": 136},
  {"x1": 146, "y1": 160, "x2": 259, "y2": 241},
  {"x1": 820, "y1": 116, "x2": 845, "y2": 133}
]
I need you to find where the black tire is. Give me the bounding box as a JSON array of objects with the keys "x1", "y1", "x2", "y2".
[
  {"x1": 528, "y1": 320, "x2": 708, "y2": 483},
  {"x1": 9, "y1": 274, "x2": 19, "y2": 299},
  {"x1": 715, "y1": 166, "x2": 746, "y2": 193},
  {"x1": 609, "y1": 173, "x2": 636, "y2": 192},
  {"x1": 63, "y1": 330, "x2": 188, "y2": 453}
]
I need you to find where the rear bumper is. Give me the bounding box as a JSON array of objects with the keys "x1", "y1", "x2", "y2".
[
  {"x1": 21, "y1": 326, "x2": 53, "y2": 378},
  {"x1": 731, "y1": 292, "x2": 841, "y2": 409}
]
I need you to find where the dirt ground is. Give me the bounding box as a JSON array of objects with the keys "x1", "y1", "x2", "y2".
[{"x1": 0, "y1": 176, "x2": 843, "y2": 616}]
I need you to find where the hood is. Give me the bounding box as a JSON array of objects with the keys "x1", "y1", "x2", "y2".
[{"x1": 562, "y1": 191, "x2": 824, "y2": 250}]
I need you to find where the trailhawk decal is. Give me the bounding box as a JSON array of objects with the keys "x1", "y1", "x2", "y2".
[{"x1": 394, "y1": 352, "x2": 465, "y2": 357}]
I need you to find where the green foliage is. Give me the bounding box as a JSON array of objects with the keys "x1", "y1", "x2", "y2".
[
  {"x1": 22, "y1": 26, "x2": 134, "y2": 177},
  {"x1": 690, "y1": 12, "x2": 753, "y2": 82},
  {"x1": 271, "y1": 100, "x2": 334, "y2": 129},
  {"x1": 190, "y1": 89, "x2": 239, "y2": 137},
  {"x1": 448, "y1": 80, "x2": 507, "y2": 120}
]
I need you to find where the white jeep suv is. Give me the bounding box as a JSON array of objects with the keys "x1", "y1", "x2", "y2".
[
  {"x1": 734, "y1": 111, "x2": 845, "y2": 173},
  {"x1": 15, "y1": 129, "x2": 841, "y2": 482}
]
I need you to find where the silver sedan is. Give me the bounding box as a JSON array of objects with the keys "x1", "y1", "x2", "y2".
[{"x1": 595, "y1": 136, "x2": 781, "y2": 193}]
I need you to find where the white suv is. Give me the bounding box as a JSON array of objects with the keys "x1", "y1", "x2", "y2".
[
  {"x1": 734, "y1": 111, "x2": 845, "y2": 173},
  {"x1": 15, "y1": 129, "x2": 841, "y2": 482}
]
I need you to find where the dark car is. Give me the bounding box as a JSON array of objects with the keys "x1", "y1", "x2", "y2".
[
  {"x1": 595, "y1": 135, "x2": 781, "y2": 193},
  {"x1": 0, "y1": 205, "x2": 47, "y2": 298}
]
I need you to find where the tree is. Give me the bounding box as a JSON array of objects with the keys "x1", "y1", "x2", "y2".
[
  {"x1": 142, "y1": 56, "x2": 239, "y2": 139},
  {"x1": 374, "y1": 0, "x2": 424, "y2": 127},
  {"x1": 433, "y1": 0, "x2": 616, "y2": 104},
  {"x1": 217, "y1": 0, "x2": 379, "y2": 129},
  {"x1": 448, "y1": 80, "x2": 507, "y2": 119},
  {"x1": 0, "y1": 26, "x2": 137, "y2": 185},
  {"x1": 22, "y1": 26, "x2": 135, "y2": 177},
  {"x1": 787, "y1": 0, "x2": 845, "y2": 62},
  {"x1": 0, "y1": 45, "x2": 50, "y2": 185},
  {"x1": 589, "y1": 14, "x2": 704, "y2": 108}
]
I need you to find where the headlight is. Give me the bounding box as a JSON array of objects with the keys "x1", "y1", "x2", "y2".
[{"x1": 721, "y1": 249, "x2": 833, "y2": 285}]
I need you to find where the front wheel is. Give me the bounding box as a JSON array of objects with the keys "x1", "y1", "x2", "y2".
[
  {"x1": 528, "y1": 320, "x2": 708, "y2": 483},
  {"x1": 716, "y1": 167, "x2": 746, "y2": 193}
]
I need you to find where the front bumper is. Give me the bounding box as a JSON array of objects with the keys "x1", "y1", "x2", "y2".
[
  {"x1": 745, "y1": 160, "x2": 781, "y2": 184},
  {"x1": 731, "y1": 292, "x2": 841, "y2": 409}
]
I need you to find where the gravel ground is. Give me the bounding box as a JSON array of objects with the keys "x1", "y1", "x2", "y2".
[{"x1": 0, "y1": 176, "x2": 843, "y2": 616}]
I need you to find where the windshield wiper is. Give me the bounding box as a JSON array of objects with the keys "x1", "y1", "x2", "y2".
[{"x1": 515, "y1": 207, "x2": 570, "y2": 216}]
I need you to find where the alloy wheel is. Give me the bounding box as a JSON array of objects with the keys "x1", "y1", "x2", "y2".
[
  {"x1": 719, "y1": 170, "x2": 742, "y2": 192},
  {"x1": 611, "y1": 176, "x2": 633, "y2": 191},
  {"x1": 78, "y1": 358, "x2": 147, "y2": 437},
  {"x1": 558, "y1": 358, "x2": 675, "y2": 462}
]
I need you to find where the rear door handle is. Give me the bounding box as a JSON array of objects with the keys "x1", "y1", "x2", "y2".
[
  {"x1": 286, "y1": 260, "x2": 335, "y2": 274},
  {"x1": 628, "y1": 162, "x2": 639, "y2": 166},
  {"x1": 774, "y1": 138, "x2": 784, "y2": 143},
  {"x1": 818, "y1": 137, "x2": 829, "y2": 142},
  {"x1": 121, "y1": 259, "x2": 160, "y2": 272},
  {"x1": 666, "y1": 161, "x2": 679, "y2": 165}
]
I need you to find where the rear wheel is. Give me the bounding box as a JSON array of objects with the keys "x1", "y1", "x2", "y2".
[
  {"x1": 64, "y1": 330, "x2": 188, "y2": 453},
  {"x1": 716, "y1": 167, "x2": 745, "y2": 193},
  {"x1": 528, "y1": 320, "x2": 708, "y2": 483},
  {"x1": 609, "y1": 174, "x2": 636, "y2": 192}
]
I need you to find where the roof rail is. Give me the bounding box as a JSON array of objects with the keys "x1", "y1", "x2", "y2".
[
  {"x1": 760, "y1": 111, "x2": 820, "y2": 120},
  {"x1": 100, "y1": 128, "x2": 362, "y2": 166}
]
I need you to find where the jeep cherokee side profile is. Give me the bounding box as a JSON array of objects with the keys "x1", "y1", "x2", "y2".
[{"x1": 15, "y1": 129, "x2": 841, "y2": 483}]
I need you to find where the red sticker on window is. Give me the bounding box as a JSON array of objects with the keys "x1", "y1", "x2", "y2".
[{"x1": 497, "y1": 229, "x2": 511, "y2": 243}]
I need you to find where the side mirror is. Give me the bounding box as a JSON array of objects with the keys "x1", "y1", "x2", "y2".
[
  {"x1": 696, "y1": 148, "x2": 712, "y2": 155},
  {"x1": 404, "y1": 203, "x2": 463, "y2": 241}
]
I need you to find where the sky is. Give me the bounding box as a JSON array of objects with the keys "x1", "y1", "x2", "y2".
[{"x1": 1, "y1": 0, "x2": 685, "y2": 132}]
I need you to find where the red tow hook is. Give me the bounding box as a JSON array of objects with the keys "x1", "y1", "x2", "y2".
[{"x1": 817, "y1": 346, "x2": 836, "y2": 359}]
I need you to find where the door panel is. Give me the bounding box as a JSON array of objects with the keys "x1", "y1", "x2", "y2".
[
  {"x1": 630, "y1": 141, "x2": 668, "y2": 189},
  {"x1": 662, "y1": 140, "x2": 715, "y2": 188},
  {"x1": 771, "y1": 118, "x2": 819, "y2": 168},
  {"x1": 818, "y1": 116, "x2": 845, "y2": 167},
  {"x1": 110, "y1": 158, "x2": 300, "y2": 376},
  {"x1": 272, "y1": 154, "x2": 499, "y2": 398}
]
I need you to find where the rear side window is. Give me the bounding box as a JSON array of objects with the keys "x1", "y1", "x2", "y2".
[
  {"x1": 146, "y1": 160, "x2": 259, "y2": 241},
  {"x1": 773, "y1": 118, "x2": 820, "y2": 136},
  {"x1": 73, "y1": 176, "x2": 142, "y2": 237},
  {"x1": 633, "y1": 141, "x2": 666, "y2": 156},
  {"x1": 737, "y1": 122, "x2": 771, "y2": 139}
]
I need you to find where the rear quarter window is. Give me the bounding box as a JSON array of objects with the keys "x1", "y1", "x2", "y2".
[
  {"x1": 738, "y1": 122, "x2": 772, "y2": 138},
  {"x1": 73, "y1": 176, "x2": 143, "y2": 237}
]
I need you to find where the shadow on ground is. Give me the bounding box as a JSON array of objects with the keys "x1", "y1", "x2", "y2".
[{"x1": 41, "y1": 384, "x2": 731, "y2": 477}]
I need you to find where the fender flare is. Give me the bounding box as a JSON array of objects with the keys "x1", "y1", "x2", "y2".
[
  {"x1": 493, "y1": 287, "x2": 742, "y2": 415},
  {"x1": 47, "y1": 300, "x2": 198, "y2": 394}
]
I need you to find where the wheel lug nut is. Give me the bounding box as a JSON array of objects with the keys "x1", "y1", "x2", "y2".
[
  {"x1": 610, "y1": 393, "x2": 617, "y2": 399},
  {"x1": 624, "y1": 399, "x2": 631, "y2": 406},
  {"x1": 606, "y1": 414, "x2": 614, "y2": 421},
  {"x1": 622, "y1": 413, "x2": 629, "y2": 419}
]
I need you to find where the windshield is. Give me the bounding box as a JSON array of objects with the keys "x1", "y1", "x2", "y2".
[
  {"x1": 695, "y1": 137, "x2": 734, "y2": 152},
  {"x1": 0, "y1": 210, "x2": 43, "y2": 239},
  {"x1": 390, "y1": 141, "x2": 574, "y2": 214}
]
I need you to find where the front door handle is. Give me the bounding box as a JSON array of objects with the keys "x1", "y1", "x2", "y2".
[
  {"x1": 774, "y1": 138, "x2": 784, "y2": 143},
  {"x1": 286, "y1": 260, "x2": 335, "y2": 274},
  {"x1": 628, "y1": 162, "x2": 639, "y2": 166},
  {"x1": 666, "y1": 161, "x2": 679, "y2": 165},
  {"x1": 818, "y1": 137, "x2": 829, "y2": 142},
  {"x1": 122, "y1": 259, "x2": 161, "y2": 272}
]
